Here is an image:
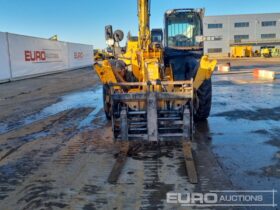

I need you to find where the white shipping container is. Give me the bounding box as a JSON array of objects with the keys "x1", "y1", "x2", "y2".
[
  {"x1": 8, "y1": 33, "x2": 69, "y2": 79},
  {"x1": 0, "y1": 32, "x2": 11, "y2": 82}
]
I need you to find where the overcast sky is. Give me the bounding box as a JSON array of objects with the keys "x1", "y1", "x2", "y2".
[{"x1": 0, "y1": 0, "x2": 279, "y2": 48}]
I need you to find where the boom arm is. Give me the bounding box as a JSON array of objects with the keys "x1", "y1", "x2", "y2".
[{"x1": 138, "y1": 0, "x2": 151, "y2": 50}]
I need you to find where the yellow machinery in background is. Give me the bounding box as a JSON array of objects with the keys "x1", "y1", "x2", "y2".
[
  {"x1": 231, "y1": 46, "x2": 253, "y2": 58},
  {"x1": 49, "y1": 35, "x2": 58, "y2": 41},
  {"x1": 272, "y1": 48, "x2": 280, "y2": 57},
  {"x1": 94, "y1": 0, "x2": 217, "y2": 184},
  {"x1": 261, "y1": 48, "x2": 271, "y2": 58},
  {"x1": 260, "y1": 47, "x2": 280, "y2": 58}
]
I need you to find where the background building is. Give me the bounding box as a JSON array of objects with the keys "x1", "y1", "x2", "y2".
[{"x1": 203, "y1": 13, "x2": 280, "y2": 56}]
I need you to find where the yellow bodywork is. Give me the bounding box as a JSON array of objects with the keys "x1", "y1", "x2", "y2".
[
  {"x1": 193, "y1": 56, "x2": 217, "y2": 90},
  {"x1": 94, "y1": 53, "x2": 216, "y2": 92},
  {"x1": 95, "y1": 60, "x2": 117, "y2": 84},
  {"x1": 118, "y1": 40, "x2": 138, "y2": 74}
]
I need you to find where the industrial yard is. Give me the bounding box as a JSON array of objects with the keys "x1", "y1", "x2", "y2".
[{"x1": 0, "y1": 58, "x2": 279, "y2": 210}]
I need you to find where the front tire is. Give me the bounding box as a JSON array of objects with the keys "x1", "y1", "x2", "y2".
[
  {"x1": 103, "y1": 84, "x2": 111, "y2": 120},
  {"x1": 194, "y1": 78, "x2": 212, "y2": 121}
]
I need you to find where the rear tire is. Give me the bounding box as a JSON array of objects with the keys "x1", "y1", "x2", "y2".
[{"x1": 194, "y1": 78, "x2": 212, "y2": 121}]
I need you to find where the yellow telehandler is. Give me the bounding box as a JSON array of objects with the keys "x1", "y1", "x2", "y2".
[{"x1": 94, "y1": 0, "x2": 216, "y2": 184}]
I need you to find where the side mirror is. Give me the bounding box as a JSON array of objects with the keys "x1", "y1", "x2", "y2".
[{"x1": 105, "y1": 25, "x2": 113, "y2": 41}]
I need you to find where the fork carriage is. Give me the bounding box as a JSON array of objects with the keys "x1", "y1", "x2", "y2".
[{"x1": 108, "y1": 80, "x2": 194, "y2": 142}]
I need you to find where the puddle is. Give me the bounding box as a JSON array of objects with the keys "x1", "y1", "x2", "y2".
[
  {"x1": 214, "y1": 106, "x2": 280, "y2": 121},
  {"x1": 0, "y1": 87, "x2": 103, "y2": 134},
  {"x1": 0, "y1": 124, "x2": 8, "y2": 134},
  {"x1": 78, "y1": 103, "x2": 104, "y2": 129}
]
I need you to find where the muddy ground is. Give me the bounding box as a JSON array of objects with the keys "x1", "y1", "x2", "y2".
[{"x1": 0, "y1": 60, "x2": 279, "y2": 210}]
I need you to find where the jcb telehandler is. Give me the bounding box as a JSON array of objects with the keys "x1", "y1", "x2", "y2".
[{"x1": 94, "y1": 0, "x2": 216, "y2": 184}]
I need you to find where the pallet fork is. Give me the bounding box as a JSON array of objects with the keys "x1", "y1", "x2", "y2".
[{"x1": 107, "y1": 80, "x2": 198, "y2": 184}]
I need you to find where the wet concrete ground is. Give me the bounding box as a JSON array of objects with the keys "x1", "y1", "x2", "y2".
[
  {"x1": 210, "y1": 62, "x2": 280, "y2": 209},
  {"x1": 0, "y1": 60, "x2": 279, "y2": 210}
]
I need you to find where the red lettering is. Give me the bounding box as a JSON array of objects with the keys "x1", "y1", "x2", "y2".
[
  {"x1": 30, "y1": 51, "x2": 35, "y2": 61},
  {"x1": 41, "y1": 51, "x2": 46, "y2": 61},
  {"x1": 74, "y1": 52, "x2": 84, "y2": 59},
  {"x1": 25, "y1": 51, "x2": 31, "y2": 61},
  {"x1": 24, "y1": 50, "x2": 46, "y2": 62},
  {"x1": 35, "y1": 51, "x2": 41, "y2": 61}
]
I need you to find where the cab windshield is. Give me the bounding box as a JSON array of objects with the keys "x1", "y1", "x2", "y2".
[{"x1": 166, "y1": 12, "x2": 202, "y2": 48}]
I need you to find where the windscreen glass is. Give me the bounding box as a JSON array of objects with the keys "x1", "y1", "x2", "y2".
[
  {"x1": 152, "y1": 32, "x2": 162, "y2": 42},
  {"x1": 167, "y1": 12, "x2": 202, "y2": 47}
]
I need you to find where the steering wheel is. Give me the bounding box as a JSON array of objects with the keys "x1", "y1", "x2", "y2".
[{"x1": 174, "y1": 34, "x2": 191, "y2": 42}]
